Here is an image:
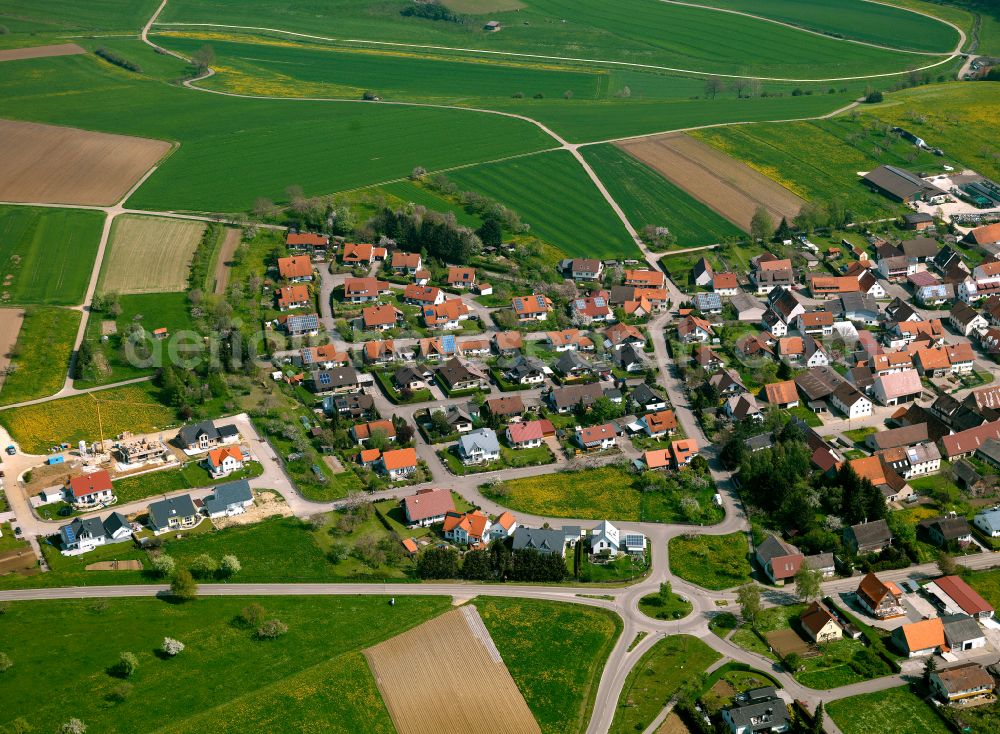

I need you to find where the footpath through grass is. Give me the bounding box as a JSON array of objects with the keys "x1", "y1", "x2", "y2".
[
  {"x1": 0, "y1": 595, "x2": 451, "y2": 734},
  {"x1": 475, "y1": 596, "x2": 622, "y2": 734},
  {"x1": 611, "y1": 635, "x2": 721, "y2": 734},
  {"x1": 668, "y1": 532, "x2": 752, "y2": 590}
]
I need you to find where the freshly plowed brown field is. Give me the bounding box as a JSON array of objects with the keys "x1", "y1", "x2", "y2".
[
  {"x1": 616, "y1": 132, "x2": 805, "y2": 231},
  {"x1": 365, "y1": 606, "x2": 541, "y2": 734},
  {"x1": 213, "y1": 227, "x2": 242, "y2": 295},
  {"x1": 0, "y1": 308, "x2": 25, "y2": 392},
  {"x1": 0, "y1": 43, "x2": 85, "y2": 62},
  {"x1": 0, "y1": 119, "x2": 171, "y2": 206}
]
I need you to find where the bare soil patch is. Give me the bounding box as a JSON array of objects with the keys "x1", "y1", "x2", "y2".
[
  {"x1": 100, "y1": 215, "x2": 205, "y2": 294},
  {"x1": 0, "y1": 547, "x2": 38, "y2": 576},
  {"x1": 0, "y1": 308, "x2": 25, "y2": 392},
  {"x1": 0, "y1": 119, "x2": 171, "y2": 207},
  {"x1": 211, "y1": 490, "x2": 292, "y2": 529},
  {"x1": 616, "y1": 133, "x2": 805, "y2": 231},
  {"x1": 0, "y1": 43, "x2": 86, "y2": 63},
  {"x1": 765, "y1": 628, "x2": 814, "y2": 658},
  {"x1": 365, "y1": 606, "x2": 541, "y2": 734},
  {"x1": 85, "y1": 559, "x2": 143, "y2": 571},
  {"x1": 656, "y1": 712, "x2": 693, "y2": 734},
  {"x1": 212, "y1": 227, "x2": 242, "y2": 295}
]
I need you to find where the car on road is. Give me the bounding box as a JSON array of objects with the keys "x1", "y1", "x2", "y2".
[{"x1": 5, "y1": 445, "x2": 15, "y2": 455}]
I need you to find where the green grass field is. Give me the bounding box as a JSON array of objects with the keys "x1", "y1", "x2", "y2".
[
  {"x1": 448, "y1": 150, "x2": 640, "y2": 258},
  {"x1": 0, "y1": 52, "x2": 554, "y2": 213},
  {"x1": 581, "y1": 144, "x2": 745, "y2": 244},
  {"x1": 668, "y1": 532, "x2": 752, "y2": 590},
  {"x1": 77, "y1": 292, "x2": 199, "y2": 387},
  {"x1": 0, "y1": 595, "x2": 451, "y2": 733},
  {"x1": 0, "y1": 206, "x2": 102, "y2": 306},
  {"x1": 0, "y1": 383, "x2": 177, "y2": 454},
  {"x1": 0, "y1": 307, "x2": 79, "y2": 406},
  {"x1": 702, "y1": 0, "x2": 959, "y2": 52},
  {"x1": 158, "y1": 0, "x2": 939, "y2": 78},
  {"x1": 611, "y1": 635, "x2": 721, "y2": 734},
  {"x1": 378, "y1": 180, "x2": 484, "y2": 227},
  {"x1": 475, "y1": 597, "x2": 622, "y2": 734},
  {"x1": 485, "y1": 466, "x2": 721, "y2": 524},
  {"x1": 0, "y1": 0, "x2": 161, "y2": 48},
  {"x1": 858, "y1": 82, "x2": 1000, "y2": 182},
  {"x1": 827, "y1": 686, "x2": 951, "y2": 734},
  {"x1": 690, "y1": 115, "x2": 957, "y2": 219}
]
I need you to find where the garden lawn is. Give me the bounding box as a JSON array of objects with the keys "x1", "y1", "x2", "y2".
[
  {"x1": 0, "y1": 383, "x2": 177, "y2": 454},
  {"x1": 0, "y1": 307, "x2": 80, "y2": 406},
  {"x1": 581, "y1": 144, "x2": 744, "y2": 246},
  {"x1": 0, "y1": 51, "x2": 554, "y2": 213},
  {"x1": 448, "y1": 150, "x2": 641, "y2": 259},
  {"x1": 827, "y1": 686, "x2": 951, "y2": 734},
  {"x1": 488, "y1": 466, "x2": 712, "y2": 523},
  {"x1": 78, "y1": 292, "x2": 200, "y2": 386},
  {"x1": 668, "y1": 532, "x2": 751, "y2": 589},
  {"x1": 0, "y1": 595, "x2": 451, "y2": 734},
  {"x1": 968, "y1": 568, "x2": 1000, "y2": 610},
  {"x1": 111, "y1": 461, "x2": 264, "y2": 505},
  {"x1": 611, "y1": 635, "x2": 721, "y2": 734},
  {"x1": 474, "y1": 596, "x2": 621, "y2": 734},
  {"x1": 0, "y1": 205, "x2": 103, "y2": 305}
]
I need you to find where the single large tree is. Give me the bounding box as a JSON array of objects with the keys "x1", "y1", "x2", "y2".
[
  {"x1": 170, "y1": 569, "x2": 198, "y2": 601},
  {"x1": 794, "y1": 566, "x2": 823, "y2": 603},
  {"x1": 736, "y1": 583, "x2": 762, "y2": 630},
  {"x1": 750, "y1": 206, "x2": 775, "y2": 243}
]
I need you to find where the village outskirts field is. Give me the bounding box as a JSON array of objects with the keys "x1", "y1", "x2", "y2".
[{"x1": 0, "y1": 0, "x2": 998, "y2": 734}]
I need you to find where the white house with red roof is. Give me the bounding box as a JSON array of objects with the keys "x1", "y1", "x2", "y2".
[
  {"x1": 66, "y1": 470, "x2": 114, "y2": 507},
  {"x1": 506, "y1": 419, "x2": 550, "y2": 449},
  {"x1": 443, "y1": 510, "x2": 492, "y2": 546},
  {"x1": 489, "y1": 511, "x2": 518, "y2": 541}
]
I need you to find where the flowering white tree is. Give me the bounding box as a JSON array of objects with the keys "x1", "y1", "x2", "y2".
[{"x1": 162, "y1": 638, "x2": 185, "y2": 657}]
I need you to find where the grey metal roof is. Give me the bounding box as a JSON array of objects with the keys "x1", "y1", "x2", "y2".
[
  {"x1": 103, "y1": 512, "x2": 130, "y2": 537},
  {"x1": 178, "y1": 421, "x2": 221, "y2": 446},
  {"x1": 942, "y1": 614, "x2": 984, "y2": 645},
  {"x1": 204, "y1": 480, "x2": 253, "y2": 515},
  {"x1": 458, "y1": 428, "x2": 499, "y2": 455},
  {"x1": 512, "y1": 527, "x2": 566, "y2": 554},
  {"x1": 148, "y1": 494, "x2": 198, "y2": 531}
]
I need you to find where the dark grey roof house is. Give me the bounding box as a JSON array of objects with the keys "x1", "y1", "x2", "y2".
[{"x1": 512, "y1": 527, "x2": 567, "y2": 556}]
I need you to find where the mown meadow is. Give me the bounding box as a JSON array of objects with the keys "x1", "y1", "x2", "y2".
[
  {"x1": 158, "y1": 0, "x2": 940, "y2": 78},
  {"x1": 0, "y1": 595, "x2": 451, "y2": 734},
  {"x1": 0, "y1": 205, "x2": 102, "y2": 306},
  {"x1": 581, "y1": 144, "x2": 745, "y2": 244}
]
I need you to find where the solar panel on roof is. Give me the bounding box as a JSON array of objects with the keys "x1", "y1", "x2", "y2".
[
  {"x1": 64, "y1": 526, "x2": 76, "y2": 543},
  {"x1": 441, "y1": 334, "x2": 456, "y2": 352},
  {"x1": 514, "y1": 298, "x2": 523, "y2": 309},
  {"x1": 319, "y1": 373, "x2": 331, "y2": 385},
  {"x1": 536, "y1": 295, "x2": 546, "y2": 307},
  {"x1": 594, "y1": 298, "x2": 606, "y2": 308}
]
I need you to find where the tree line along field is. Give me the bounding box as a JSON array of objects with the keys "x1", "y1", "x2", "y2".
[
  {"x1": 446, "y1": 150, "x2": 640, "y2": 259},
  {"x1": 0, "y1": 595, "x2": 618, "y2": 734},
  {"x1": 0, "y1": 307, "x2": 80, "y2": 406},
  {"x1": 697, "y1": 0, "x2": 960, "y2": 52},
  {"x1": 0, "y1": 205, "x2": 102, "y2": 305},
  {"x1": 154, "y1": 30, "x2": 876, "y2": 144},
  {"x1": 98, "y1": 215, "x2": 205, "y2": 295},
  {"x1": 0, "y1": 52, "x2": 554, "y2": 214},
  {"x1": 157, "y1": 0, "x2": 943, "y2": 78},
  {"x1": 0, "y1": 383, "x2": 177, "y2": 454},
  {"x1": 580, "y1": 144, "x2": 744, "y2": 244}
]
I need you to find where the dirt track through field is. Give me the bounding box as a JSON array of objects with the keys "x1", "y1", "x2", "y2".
[
  {"x1": 0, "y1": 308, "x2": 25, "y2": 392},
  {"x1": 213, "y1": 227, "x2": 241, "y2": 295},
  {"x1": 616, "y1": 132, "x2": 805, "y2": 230},
  {"x1": 365, "y1": 606, "x2": 541, "y2": 734},
  {"x1": 0, "y1": 119, "x2": 171, "y2": 206},
  {"x1": 0, "y1": 43, "x2": 86, "y2": 62}
]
